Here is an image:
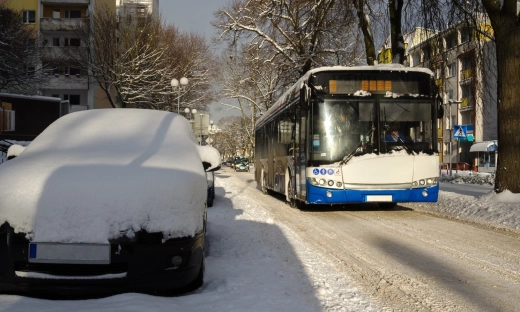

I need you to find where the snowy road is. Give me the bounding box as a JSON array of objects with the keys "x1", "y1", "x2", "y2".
[
  {"x1": 230, "y1": 168, "x2": 520, "y2": 311},
  {"x1": 1, "y1": 167, "x2": 518, "y2": 311}
]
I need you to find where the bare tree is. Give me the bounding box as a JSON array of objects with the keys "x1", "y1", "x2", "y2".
[
  {"x1": 0, "y1": 5, "x2": 46, "y2": 94},
  {"x1": 68, "y1": 4, "x2": 214, "y2": 111},
  {"x1": 214, "y1": 0, "x2": 364, "y2": 83}
]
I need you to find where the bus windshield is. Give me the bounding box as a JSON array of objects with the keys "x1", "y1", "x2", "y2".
[
  {"x1": 311, "y1": 99, "x2": 373, "y2": 162},
  {"x1": 311, "y1": 99, "x2": 435, "y2": 163}
]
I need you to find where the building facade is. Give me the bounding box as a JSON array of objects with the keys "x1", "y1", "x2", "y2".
[
  {"x1": 2, "y1": 0, "x2": 159, "y2": 111},
  {"x1": 379, "y1": 18, "x2": 498, "y2": 172}
]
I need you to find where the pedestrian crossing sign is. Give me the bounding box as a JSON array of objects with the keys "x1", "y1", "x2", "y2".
[{"x1": 453, "y1": 125, "x2": 467, "y2": 138}]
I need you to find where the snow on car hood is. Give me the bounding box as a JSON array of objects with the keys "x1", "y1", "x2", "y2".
[{"x1": 0, "y1": 109, "x2": 208, "y2": 244}]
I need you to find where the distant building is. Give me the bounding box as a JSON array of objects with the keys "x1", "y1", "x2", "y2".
[{"x1": 116, "y1": 0, "x2": 159, "y2": 19}]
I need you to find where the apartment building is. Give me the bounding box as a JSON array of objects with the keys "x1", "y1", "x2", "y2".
[
  {"x1": 379, "y1": 17, "x2": 498, "y2": 172},
  {"x1": 2, "y1": 0, "x2": 117, "y2": 110},
  {"x1": 2, "y1": 0, "x2": 159, "y2": 111},
  {"x1": 116, "y1": 0, "x2": 159, "y2": 19}
]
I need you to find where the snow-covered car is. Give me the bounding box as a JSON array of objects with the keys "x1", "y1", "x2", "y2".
[{"x1": 0, "y1": 109, "x2": 220, "y2": 297}]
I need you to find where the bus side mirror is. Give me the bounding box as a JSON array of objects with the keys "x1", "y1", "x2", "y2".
[{"x1": 300, "y1": 86, "x2": 309, "y2": 109}]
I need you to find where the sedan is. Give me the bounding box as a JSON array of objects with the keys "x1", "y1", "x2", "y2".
[{"x1": 0, "y1": 109, "x2": 220, "y2": 297}]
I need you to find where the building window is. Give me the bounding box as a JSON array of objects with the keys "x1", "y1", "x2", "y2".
[
  {"x1": 445, "y1": 32, "x2": 457, "y2": 49},
  {"x1": 460, "y1": 26, "x2": 471, "y2": 43},
  {"x1": 64, "y1": 94, "x2": 80, "y2": 105},
  {"x1": 65, "y1": 10, "x2": 81, "y2": 18},
  {"x1": 51, "y1": 94, "x2": 59, "y2": 98},
  {"x1": 22, "y1": 10, "x2": 36, "y2": 24},
  {"x1": 53, "y1": 10, "x2": 60, "y2": 18},
  {"x1": 447, "y1": 63, "x2": 456, "y2": 77},
  {"x1": 64, "y1": 38, "x2": 81, "y2": 47},
  {"x1": 52, "y1": 38, "x2": 60, "y2": 47}
]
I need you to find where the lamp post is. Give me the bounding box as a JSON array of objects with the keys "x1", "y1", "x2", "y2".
[
  {"x1": 208, "y1": 120, "x2": 214, "y2": 146},
  {"x1": 170, "y1": 77, "x2": 188, "y2": 113},
  {"x1": 446, "y1": 99, "x2": 462, "y2": 176}
]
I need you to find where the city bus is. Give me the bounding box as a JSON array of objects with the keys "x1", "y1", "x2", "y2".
[{"x1": 254, "y1": 64, "x2": 441, "y2": 209}]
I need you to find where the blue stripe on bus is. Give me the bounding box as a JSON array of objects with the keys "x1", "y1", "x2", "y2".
[{"x1": 306, "y1": 182, "x2": 439, "y2": 204}]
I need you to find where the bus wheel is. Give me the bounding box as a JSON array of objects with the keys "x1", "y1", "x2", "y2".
[
  {"x1": 379, "y1": 202, "x2": 397, "y2": 210},
  {"x1": 261, "y1": 170, "x2": 268, "y2": 195},
  {"x1": 287, "y1": 179, "x2": 296, "y2": 208}
]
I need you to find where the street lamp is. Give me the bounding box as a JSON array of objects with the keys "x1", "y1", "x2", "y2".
[
  {"x1": 208, "y1": 120, "x2": 214, "y2": 146},
  {"x1": 171, "y1": 77, "x2": 188, "y2": 114},
  {"x1": 446, "y1": 99, "x2": 462, "y2": 176},
  {"x1": 199, "y1": 113, "x2": 203, "y2": 146},
  {"x1": 183, "y1": 107, "x2": 197, "y2": 121}
]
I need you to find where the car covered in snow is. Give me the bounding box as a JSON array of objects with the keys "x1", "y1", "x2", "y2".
[{"x1": 0, "y1": 109, "x2": 220, "y2": 297}]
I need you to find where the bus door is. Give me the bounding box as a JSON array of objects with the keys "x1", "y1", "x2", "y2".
[
  {"x1": 296, "y1": 109, "x2": 308, "y2": 199},
  {"x1": 267, "y1": 121, "x2": 275, "y2": 189}
]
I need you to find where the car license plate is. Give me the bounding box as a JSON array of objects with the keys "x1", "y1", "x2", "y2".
[
  {"x1": 366, "y1": 195, "x2": 393, "y2": 202},
  {"x1": 29, "y1": 243, "x2": 111, "y2": 264}
]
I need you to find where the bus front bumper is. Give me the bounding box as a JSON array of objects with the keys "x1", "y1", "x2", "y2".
[{"x1": 306, "y1": 182, "x2": 439, "y2": 205}]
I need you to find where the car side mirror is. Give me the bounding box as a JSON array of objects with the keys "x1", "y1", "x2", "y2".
[{"x1": 203, "y1": 161, "x2": 221, "y2": 172}]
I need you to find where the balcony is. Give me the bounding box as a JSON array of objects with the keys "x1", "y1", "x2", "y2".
[
  {"x1": 41, "y1": 73, "x2": 89, "y2": 90},
  {"x1": 460, "y1": 68, "x2": 473, "y2": 82},
  {"x1": 459, "y1": 97, "x2": 473, "y2": 111},
  {"x1": 40, "y1": 18, "x2": 87, "y2": 32},
  {"x1": 41, "y1": 0, "x2": 89, "y2": 4},
  {"x1": 41, "y1": 46, "x2": 86, "y2": 61}
]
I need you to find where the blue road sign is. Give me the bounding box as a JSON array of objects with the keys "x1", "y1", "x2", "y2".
[{"x1": 453, "y1": 125, "x2": 467, "y2": 139}]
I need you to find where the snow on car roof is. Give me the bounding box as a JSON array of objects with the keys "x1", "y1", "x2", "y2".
[{"x1": 0, "y1": 109, "x2": 209, "y2": 243}]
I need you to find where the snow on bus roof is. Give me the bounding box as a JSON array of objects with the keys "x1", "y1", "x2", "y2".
[{"x1": 255, "y1": 65, "x2": 433, "y2": 128}]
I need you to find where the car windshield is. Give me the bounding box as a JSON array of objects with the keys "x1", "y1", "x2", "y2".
[{"x1": 235, "y1": 156, "x2": 248, "y2": 164}]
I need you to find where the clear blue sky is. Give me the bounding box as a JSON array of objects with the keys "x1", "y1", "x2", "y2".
[
  {"x1": 160, "y1": 0, "x2": 239, "y2": 123},
  {"x1": 159, "y1": 0, "x2": 228, "y2": 40}
]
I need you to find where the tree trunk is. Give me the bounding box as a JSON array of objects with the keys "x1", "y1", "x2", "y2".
[
  {"x1": 483, "y1": 0, "x2": 520, "y2": 193},
  {"x1": 493, "y1": 28, "x2": 520, "y2": 193},
  {"x1": 388, "y1": 0, "x2": 404, "y2": 64},
  {"x1": 352, "y1": 0, "x2": 376, "y2": 65}
]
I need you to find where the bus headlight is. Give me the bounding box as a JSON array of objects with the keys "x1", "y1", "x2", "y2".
[
  {"x1": 336, "y1": 181, "x2": 342, "y2": 188},
  {"x1": 310, "y1": 178, "x2": 318, "y2": 185},
  {"x1": 422, "y1": 189, "x2": 428, "y2": 197},
  {"x1": 319, "y1": 179, "x2": 326, "y2": 186},
  {"x1": 412, "y1": 177, "x2": 439, "y2": 188},
  {"x1": 328, "y1": 180, "x2": 334, "y2": 186}
]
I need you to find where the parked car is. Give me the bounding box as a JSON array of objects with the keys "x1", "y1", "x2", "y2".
[
  {"x1": 234, "y1": 156, "x2": 249, "y2": 172},
  {"x1": 0, "y1": 109, "x2": 220, "y2": 297}
]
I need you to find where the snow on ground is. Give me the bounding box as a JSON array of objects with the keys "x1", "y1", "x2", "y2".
[
  {"x1": 0, "y1": 166, "x2": 518, "y2": 311},
  {"x1": 407, "y1": 169, "x2": 520, "y2": 232},
  {"x1": 0, "y1": 169, "x2": 378, "y2": 312}
]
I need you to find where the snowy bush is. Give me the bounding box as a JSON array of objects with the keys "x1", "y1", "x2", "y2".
[{"x1": 440, "y1": 171, "x2": 494, "y2": 185}]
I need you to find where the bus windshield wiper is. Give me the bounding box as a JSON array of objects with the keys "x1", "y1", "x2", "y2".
[{"x1": 340, "y1": 127, "x2": 374, "y2": 165}]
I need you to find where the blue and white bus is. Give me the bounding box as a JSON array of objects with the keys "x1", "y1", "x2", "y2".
[{"x1": 254, "y1": 64, "x2": 441, "y2": 209}]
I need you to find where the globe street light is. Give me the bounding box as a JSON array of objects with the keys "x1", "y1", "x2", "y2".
[
  {"x1": 183, "y1": 107, "x2": 197, "y2": 120},
  {"x1": 171, "y1": 77, "x2": 188, "y2": 113}
]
